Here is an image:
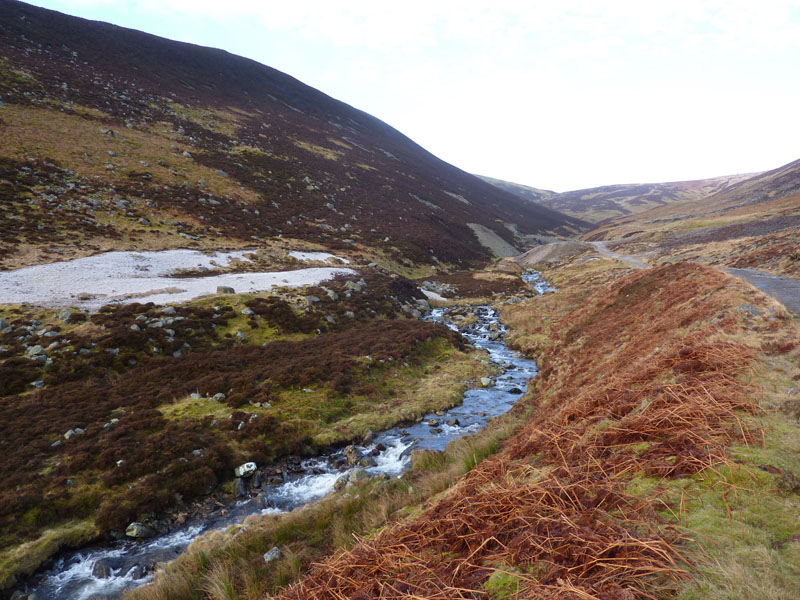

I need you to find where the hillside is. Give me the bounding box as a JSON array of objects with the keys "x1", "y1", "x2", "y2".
[
  {"x1": 583, "y1": 157, "x2": 800, "y2": 277},
  {"x1": 533, "y1": 174, "x2": 753, "y2": 223},
  {"x1": 475, "y1": 174, "x2": 557, "y2": 204},
  {"x1": 0, "y1": 1, "x2": 586, "y2": 272}
]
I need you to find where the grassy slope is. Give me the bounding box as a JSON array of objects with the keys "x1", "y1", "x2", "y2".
[{"x1": 123, "y1": 257, "x2": 800, "y2": 599}]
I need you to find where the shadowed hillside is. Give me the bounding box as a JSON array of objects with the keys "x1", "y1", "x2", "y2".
[{"x1": 0, "y1": 0, "x2": 586, "y2": 270}]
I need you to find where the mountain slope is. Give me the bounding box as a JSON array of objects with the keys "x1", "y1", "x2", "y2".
[
  {"x1": 0, "y1": 0, "x2": 585, "y2": 270},
  {"x1": 475, "y1": 174, "x2": 556, "y2": 204},
  {"x1": 534, "y1": 174, "x2": 754, "y2": 223}
]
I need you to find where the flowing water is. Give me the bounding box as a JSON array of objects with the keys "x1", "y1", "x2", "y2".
[{"x1": 22, "y1": 274, "x2": 550, "y2": 600}]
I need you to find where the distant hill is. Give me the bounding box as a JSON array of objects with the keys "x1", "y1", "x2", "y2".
[
  {"x1": 535, "y1": 175, "x2": 755, "y2": 223},
  {"x1": 475, "y1": 175, "x2": 556, "y2": 204},
  {"x1": 0, "y1": 0, "x2": 587, "y2": 269}
]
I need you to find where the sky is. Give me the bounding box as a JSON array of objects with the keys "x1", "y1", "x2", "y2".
[{"x1": 23, "y1": 1, "x2": 800, "y2": 192}]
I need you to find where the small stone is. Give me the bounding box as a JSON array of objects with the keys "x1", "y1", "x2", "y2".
[
  {"x1": 130, "y1": 324, "x2": 141, "y2": 331},
  {"x1": 508, "y1": 387, "x2": 523, "y2": 394},
  {"x1": 429, "y1": 427, "x2": 442, "y2": 434},
  {"x1": 216, "y1": 169, "x2": 229, "y2": 178},
  {"x1": 426, "y1": 419, "x2": 439, "y2": 427},
  {"x1": 0, "y1": 317, "x2": 7, "y2": 330},
  {"x1": 359, "y1": 457, "x2": 377, "y2": 468},
  {"x1": 212, "y1": 392, "x2": 227, "y2": 401},
  {"x1": 31, "y1": 380, "x2": 44, "y2": 389},
  {"x1": 234, "y1": 462, "x2": 257, "y2": 478},
  {"x1": 446, "y1": 418, "x2": 460, "y2": 427},
  {"x1": 480, "y1": 377, "x2": 492, "y2": 387},
  {"x1": 125, "y1": 522, "x2": 155, "y2": 538},
  {"x1": 217, "y1": 286, "x2": 235, "y2": 294},
  {"x1": 334, "y1": 475, "x2": 348, "y2": 491},
  {"x1": 263, "y1": 546, "x2": 281, "y2": 563},
  {"x1": 241, "y1": 307, "x2": 255, "y2": 316},
  {"x1": 162, "y1": 306, "x2": 177, "y2": 315},
  {"x1": 58, "y1": 308, "x2": 74, "y2": 322}
]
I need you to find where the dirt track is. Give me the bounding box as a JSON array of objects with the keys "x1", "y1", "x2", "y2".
[
  {"x1": 590, "y1": 241, "x2": 649, "y2": 269},
  {"x1": 727, "y1": 268, "x2": 800, "y2": 313}
]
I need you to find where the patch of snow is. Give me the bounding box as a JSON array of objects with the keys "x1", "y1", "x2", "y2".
[
  {"x1": 0, "y1": 250, "x2": 354, "y2": 310},
  {"x1": 288, "y1": 251, "x2": 350, "y2": 264},
  {"x1": 421, "y1": 289, "x2": 447, "y2": 302}
]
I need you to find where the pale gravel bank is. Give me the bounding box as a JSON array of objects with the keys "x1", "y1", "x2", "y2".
[{"x1": 0, "y1": 249, "x2": 354, "y2": 310}]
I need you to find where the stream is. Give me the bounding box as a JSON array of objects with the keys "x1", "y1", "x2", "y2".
[{"x1": 21, "y1": 273, "x2": 549, "y2": 600}]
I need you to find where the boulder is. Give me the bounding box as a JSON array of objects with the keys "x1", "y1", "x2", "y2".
[
  {"x1": 334, "y1": 475, "x2": 348, "y2": 491},
  {"x1": 508, "y1": 387, "x2": 523, "y2": 394},
  {"x1": 58, "y1": 308, "x2": 74, "y2": 323},
  {"x1": 91, "y1": 557, "x2": 124, "y2": 578},
  {"x1": 359, "y1": 457, "x2": 377, "y2": 468},
  {"x1": 217, "y1": 286, "x2": 235, "y2": 294},
  {"x1": 426, "y1": 419, "x2": 439, "y2": 427},
  {"x1": 446, "y1": 418, "x2": 460, "y2": 427},
  {"x1": 343, "y1": 445, "x2": 360, "y2": 466},
  {"x1": 125, "y1": 522, "x2": 155, "y2": 539},
  {"x1": 241, "y1": 308, "x2": 255, "y2": 316},
  {"x1": 362, "y1": 429, "x2": 374, "y2": 444},
  {"x1": 161, "y1": 306, "x2": 177, "y2": 315},
  {"x1": 349, "y1": 467, "x2": 371, "y2": 485},
  {"x1": 233, "y1": 478, "x2": 247, "y2": 497},
  {"x1": 480, "y1": 377, "x2": 492, "y2": 387},
  {"x1": 234, "y1": 462, "x2": 257, "y2": 478},
  {"x1": 25, "y1": 345, "x2": 46, "y2": 361},
  {"x1": 263, "y1": 546, "x2": 281, "y2": 563}
]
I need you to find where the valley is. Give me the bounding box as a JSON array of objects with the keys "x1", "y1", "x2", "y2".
[{"x1": 1, "y1": 2, "x2": 799, "y2": 600}]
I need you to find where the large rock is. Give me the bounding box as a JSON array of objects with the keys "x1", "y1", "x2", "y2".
[
  {"x1": 334, "y1": 475, "x2": 348, "y2": 491},
  {"x1": 233, "y1": 477, "x2": 247, "y2": 497},
  {"x1": 25, "y1": 345, "x2": 46, "y2": 361},
  {"x1": 0, "y1": 317, "x2": 7, "y2": 330},
  {"x1": 125, "y1": 522, "x2": 155, "y2": 539},
  {"x1": 349, "y1": 467, "x2": 371, "y2": 485},
  {"x1": 343, "y1": 445, "x2": 360, "y2": 466},
  {"x1": 480, "y1": 377, "x2": 492, "y2": 387},
  {"x1": 91, "y1": 557, "x2": 124, "y2": 578},
  {"x1": 217, "y1": 286, "x2": 235, "y2": 294},
  {"x1": 234, "y1": 462, "x2": 257, "y2": 478}
]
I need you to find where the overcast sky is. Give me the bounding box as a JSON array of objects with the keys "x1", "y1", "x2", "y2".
[{"x1": 24, "y1": 1, "x2": 800, "y2": 191}]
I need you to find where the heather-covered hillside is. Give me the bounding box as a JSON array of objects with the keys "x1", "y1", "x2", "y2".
[{"x1": 0, "y1": 0, "x2": 585, "y2": 270}]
